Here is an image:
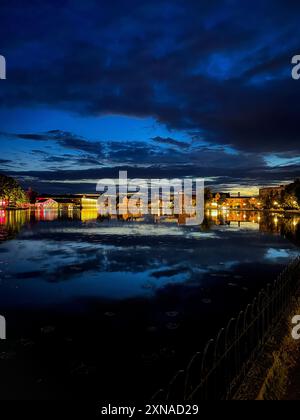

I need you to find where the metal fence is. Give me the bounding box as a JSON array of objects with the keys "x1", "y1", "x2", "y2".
[{"x1": 152, "y1": 256, "x2": 300, "y2": 401}]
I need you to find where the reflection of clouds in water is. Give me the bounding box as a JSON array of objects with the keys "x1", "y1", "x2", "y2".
[
  {"x1": 0, "y1": 216, "x2": 298, "y2": 306},
  {"x1": 31, "y1": 225, "x2": 219, "y2": 239},
  {"x1": 6, "y1": 228, "x2": 298, "y2": 278},
  {"x1": 265, "y1": 248, "x2": 294, "y2": 260},
  {"x1": 215, "y1": 222, "x2": 260, "y2": 232},
  {"x1": 150, "y1": 266, "x2": 190, "y2": 278}
]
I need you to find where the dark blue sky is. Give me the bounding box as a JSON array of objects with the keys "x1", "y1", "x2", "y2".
[{"x1": 0, "y1": 0, "x2": 299, "y2": 194}]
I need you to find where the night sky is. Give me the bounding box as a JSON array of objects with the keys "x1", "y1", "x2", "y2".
[{"x1": 0, "y1": 0, "x2": 300, "y2": 194}]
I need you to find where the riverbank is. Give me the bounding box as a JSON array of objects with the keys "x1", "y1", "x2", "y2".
[
  {"x1": 283, "y1": 325, "x2": 300, "y2": 400},
  {"x1": 234, "y1": 296, "x2": 300, "y2": 400},
  {"x1": 268, "y1": 209, "x2": 300, "y2": 215},
  {"x1": 205, "y1": 207, "x2": 300, "y2": 214},
  {"x1": 2, "y1": 206, "x2": 300, "y2": 214}
]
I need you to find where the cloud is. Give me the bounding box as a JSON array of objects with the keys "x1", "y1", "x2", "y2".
[
  {"x1": 8, "y1": 130, "x2": 104, "y2": 156},
  {"x1": 1, "y1": 0, "x2": 300, "y2": 196},
  {"x1": 4, "y1": 128, "x2": 267, "y2": 167},
  {"x1": 0, "y1": 159, "x2": 12, "y2": 166},
  {"x1": 1, "y1": 0, "x2": 300, "y2": 156},
  {"x1": 4, "y1": 152, "x2": 299, "y2": 194},
  {"x1": 2, "y1": 122, "x2": 299, "y2": 195},
  {"x1": 17, "y1": 134, "x2": 46, "y2": 141},
  {"x1": 151, "y1": 136, "x2": 189, "y2": 149}
]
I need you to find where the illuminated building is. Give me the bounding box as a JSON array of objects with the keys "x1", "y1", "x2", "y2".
[
  {"x1": 206, "y1": 192, "x2": 259, "y2": 210},
  {"x1": 35, "y1": 198, "x2": 59, "y2": 209},
  {"x1": 259, "y1": 185, "x2": 285, "y2": 200}
]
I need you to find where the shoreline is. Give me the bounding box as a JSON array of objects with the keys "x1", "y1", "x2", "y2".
[{"x1": 2, "y1": 207, "x2": 300, "y2": 214}]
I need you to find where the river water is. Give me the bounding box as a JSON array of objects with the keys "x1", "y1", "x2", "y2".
[{"x1": 0, "y1": 209, "x2": 299, "y2": 399}]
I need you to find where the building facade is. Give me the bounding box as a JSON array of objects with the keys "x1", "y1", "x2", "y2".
[{"x1": 259, "y1": 185, "x2": 285, "y2": 200}]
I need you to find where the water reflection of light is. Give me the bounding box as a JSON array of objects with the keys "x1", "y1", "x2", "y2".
[
  {"x1": 0, "y1": 210, "x2": 6, "y2": 224},
  {"x1": 80, "y1": 210, "x2": 98, "y2": 222},
  {"x1": 35, "y1": 209, "x2": 59, "y2": 221},
  {"x1": 0, "y1": 209, "x2": 299, "y2": 245},
  {"x1": 0, "y1": 209, "x2": 299, "y2": 308},
  {"x1": 227, "y1": 221, "x2": 259, "y2": 231}
]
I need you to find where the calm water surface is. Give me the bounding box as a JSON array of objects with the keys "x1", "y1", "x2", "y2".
[{"x1": 0, "y1": 209, "x2": 299, "y2": 399}]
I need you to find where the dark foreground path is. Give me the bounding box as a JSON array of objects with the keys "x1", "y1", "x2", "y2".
[{"x1": 284, "y1": 342, "x2": 300, "y2": 400}]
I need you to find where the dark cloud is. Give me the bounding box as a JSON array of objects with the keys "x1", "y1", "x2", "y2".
[
  {"x1": 17, "y1": 134, "x2": 46, "y2": 141},
  {"x1": 0, "y1": 159, "x2": 12, "y2": 166},
  {"x1": 4, "y1": 154, "x2": 299, "y2": 194},
  {"x1": 151, "y1": 136, "x2": 189, "y2": 149},
  {"x1": 1, "y1": 0, "x2": 300, "y2": 189},
  {"x1": 3, "y1": 124, "x2": 296, "y2": 193},
  {"x1": 5, "y1": 128, "x2": 266, "y2": 167},
  {"x1": 10, "y1": 130, "x2": 104, "y2": 156}
]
